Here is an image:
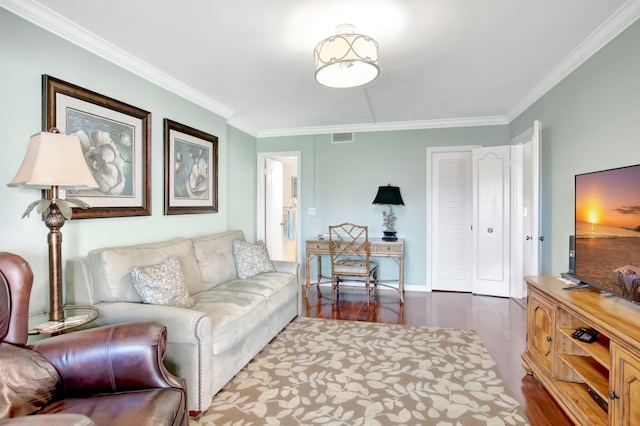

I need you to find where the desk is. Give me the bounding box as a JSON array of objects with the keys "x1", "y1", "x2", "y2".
[{"x1": 305, "y1": 238, "x2": 404, "y2": 303}]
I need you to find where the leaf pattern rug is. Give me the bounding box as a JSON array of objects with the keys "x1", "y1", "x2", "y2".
[{"x1": 197, "y1": 317, "x2": 529, "y2": 425}]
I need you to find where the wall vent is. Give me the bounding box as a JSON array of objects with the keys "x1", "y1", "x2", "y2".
[{"x1": 332, "y1": 132, "x2": 354, "y2": 144}]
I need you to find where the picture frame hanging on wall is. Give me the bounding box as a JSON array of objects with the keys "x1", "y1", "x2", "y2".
[
  {"x1": 164, "y1": 118, "x2": 218, "y2": 215},
  {"x1": 42, "y1": 74, "x2": 151, "y2": 219}
]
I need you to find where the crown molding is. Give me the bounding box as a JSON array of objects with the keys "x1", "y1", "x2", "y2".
[
  {"x1": 226, "y1": 116, "x2": 258, "y2": 137},
  {"x1": 256, "y1": 116, "x2": 509, "y2": 138},
  {"x1": 506, "y1": 0, "x2": 640, "y2": 122},
  {"x1": 0, "y1": 0, "x2": 236, "y2": 120}
]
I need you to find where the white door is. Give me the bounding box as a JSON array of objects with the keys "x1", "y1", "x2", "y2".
[
  {"x1": 472, "y1": 145, "x2": 511, "y2": 297},
  {"x1": 510, "y1": 121, "x2": 542, "y2": 298},
  {"x1": 427, "y1": 146, "x2": 478, "y2": 291},
  {"x1": 265, "y1": 158, "x2": 284, "y2": 260}
]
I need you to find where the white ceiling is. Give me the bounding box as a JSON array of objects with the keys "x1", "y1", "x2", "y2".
[{"x1": 3, "y1": 0, "x2": 640, "y2": 137}]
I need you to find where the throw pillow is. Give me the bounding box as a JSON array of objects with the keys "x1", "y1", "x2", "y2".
[
  {"x1": 232, "y1": 239, "x2": 275, "y2": 279},
  {"x1": 130, "y1": 256, "x2": 195, "y2": 308},
  {"x1": 0, "y1": 342, "x2": 60, "y2": 417}
]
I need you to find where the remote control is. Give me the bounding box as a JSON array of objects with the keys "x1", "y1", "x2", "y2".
[
  {"x1": 573, "y1": 328, "x2": 598, "y2": 343},
  {"x1": 587, "y1": 387, "x2": 608, "y2": 412},
  {"x1": 572, "y1": 327, "x2": 588, "y2": 339}
]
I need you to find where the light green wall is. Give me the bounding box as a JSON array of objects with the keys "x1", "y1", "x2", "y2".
[
  {"x1": 2, "y1": 7, "x2": 638, "y2": 306},
  {"x1": 260, "y1": 19, "x2": 640, "y2": 287},
  {"x1": 509, "y1": 19, "x2": 640, "y2": 276},
  {"x1": 227, "y1": 125, "x2": 257, "y2": 241},
  {"x1": 259, "y1": 127, "x2": 509, "y2": 285},
  {"x1": 0, "y1": 9, "x2": 256, "y2": 311}
]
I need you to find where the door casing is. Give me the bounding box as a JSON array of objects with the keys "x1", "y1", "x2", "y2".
[{"x1": 257, "y1": 152, "x2": 301, "y2": 263}]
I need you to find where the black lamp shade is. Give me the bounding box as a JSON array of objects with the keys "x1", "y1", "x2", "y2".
[{"x1": 372, "y1": 185, "x2": 405, "y2": 205}]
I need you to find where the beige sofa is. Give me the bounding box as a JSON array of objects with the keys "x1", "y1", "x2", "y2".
[{"x1": 65, "y1": 230, "x2": 299, "y2": 413}]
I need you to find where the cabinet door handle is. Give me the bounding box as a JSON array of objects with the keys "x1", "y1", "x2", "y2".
[
  {"x1": 544, "y1": 335, "x2": 553, "y2": 356},
  {"x1": 539, "y1": 236, "x2": 545, "y2": 241},
  {"x1": 526, "y1": 235, "x2": 531, "y2": 241},
  {"x1": 608, "y1": 390, "x2": 619, "y2": 400}
]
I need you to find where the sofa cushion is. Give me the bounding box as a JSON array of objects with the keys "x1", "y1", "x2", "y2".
[
  {"x1": 130, "y1": 256, "x2": 195, "y2": 308},
  {"x1": 88, "y1": 238, "x2": 202, "y2": 302},
  {"x1": 192, "y1": 230, "x2": 244, "y2": 289},
  {"x1": 232, "y1": 239, "x2": 275, "y2": 279},
  {"x1": 212, "y1": 272, "x2": 298, "y2": 314},
  {"x1": 192, "y1": 290, "x2": 269, "y2": 355},
  {"x1": 0, "y1": 342, "x2": 60, "y2": 417}
]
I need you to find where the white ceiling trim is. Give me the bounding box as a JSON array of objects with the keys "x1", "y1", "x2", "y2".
[
  {"x1": 506, "y1": 0, "x2": 640, "y2": 122},
  {"x1": 0, "y1": 0, "x2": 237, "y2": 120},
  {"x1": 256, "y1": 116, "x2": 509, "y2": 138},
  {"x1": 2, "y1": 0, "x2": 639, "y2": 139}
]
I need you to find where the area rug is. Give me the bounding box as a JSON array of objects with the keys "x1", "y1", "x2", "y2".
[{"x1": 197, "y1": 317, "x2": 529, "y2": 425}]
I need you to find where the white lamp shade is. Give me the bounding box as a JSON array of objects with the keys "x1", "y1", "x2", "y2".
[
  {"x1": 314, "y1": 25, "x2": 379, "y2": 88},
  {"x1": 8, "y1": 131, "x2": 98, "y2": 190}
]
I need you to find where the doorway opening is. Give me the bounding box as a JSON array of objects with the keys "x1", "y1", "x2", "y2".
[{"x1": 257, "y1": 152, "x2": 301, "y2": 263}]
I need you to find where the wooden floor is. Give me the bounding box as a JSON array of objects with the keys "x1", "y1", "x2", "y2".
[{"x1": 301, "y1": 286, "x2": 574, "y2": 426}]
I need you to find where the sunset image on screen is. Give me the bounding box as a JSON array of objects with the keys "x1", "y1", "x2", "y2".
[
  {"x1": 575, "y1": 166, "x2": 640, "y2": 235},
  {"x1": 574, "y1": 165, "x2": 640, "y2": 301}
]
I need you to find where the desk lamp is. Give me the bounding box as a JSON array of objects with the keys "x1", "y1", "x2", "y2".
[
  {"x1": 372, "y1": 184, "x2": 405, "y2": 241},
  {"x1": 8, "y1": 129, "x2": 98, "y2": 322}
]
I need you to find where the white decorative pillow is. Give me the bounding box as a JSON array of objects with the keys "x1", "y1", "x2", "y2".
[
  {"x1": 232, "y1": 239, "x2": 275, "y2": 279},
  {"x1": 130, "y1": 256, "x2": 195, "y2": 308}
]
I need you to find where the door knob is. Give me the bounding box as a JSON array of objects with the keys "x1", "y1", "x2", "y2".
[{"x1": 487, "y1": 228, "x2": 493, "y2": 233}]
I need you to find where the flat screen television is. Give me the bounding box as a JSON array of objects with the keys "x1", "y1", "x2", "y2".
[{"x1": 572, "y1": 163, "x2": 640, "y2": 304}]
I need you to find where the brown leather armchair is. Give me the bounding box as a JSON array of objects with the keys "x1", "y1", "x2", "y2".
[{"x1": 0, "y1": 252, "x2": 188, "y2": 426}]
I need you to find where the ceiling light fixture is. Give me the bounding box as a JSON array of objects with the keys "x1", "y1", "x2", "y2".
[{"x1": 314, "y1": 24, "x2": 379, "y2": 89}]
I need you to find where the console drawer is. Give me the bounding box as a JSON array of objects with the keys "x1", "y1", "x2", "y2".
[
  {"x1": 306, "y1": 240, "x2": 329, "y2": 254},
  {"x1": 371, "y1": 242, "x2": 403, "y2": 254}
]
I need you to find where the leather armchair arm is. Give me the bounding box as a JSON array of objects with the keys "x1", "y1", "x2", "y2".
[
  {"x1": 0, "y1": 413, "x2": 96, "y2": 425},
  {"x1": 30, "y1": 322, "x2": 186, "y2": 396}
]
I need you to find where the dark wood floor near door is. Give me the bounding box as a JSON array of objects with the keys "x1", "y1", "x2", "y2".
[{"x1": 301, "y1": 286, "x2": 574, "y2": 426}]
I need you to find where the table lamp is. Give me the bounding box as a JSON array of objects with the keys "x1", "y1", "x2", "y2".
[
  {"x1": 372, "y1": 184, "x2": 405, "y2": 241},
  {"x1": 8, "y1": 129, "x2": 98, "y2": 322}
]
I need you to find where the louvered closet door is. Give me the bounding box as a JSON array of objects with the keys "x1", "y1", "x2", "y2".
[{"x1": 428, "y1": 149, "x2": 474, "y2": 291}]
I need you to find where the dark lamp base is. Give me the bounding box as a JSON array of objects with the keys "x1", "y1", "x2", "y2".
[{"x1": 382, "y1": 231, "x2": 397, "y2": 241}]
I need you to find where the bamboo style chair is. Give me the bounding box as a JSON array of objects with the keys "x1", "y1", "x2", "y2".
[{"x1": 328, "y1": 223, "x2": 379, "y2": 305}]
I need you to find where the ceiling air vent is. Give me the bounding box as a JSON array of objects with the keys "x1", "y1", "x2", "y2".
[{"x1": 332, "y1": 132, "x2": 354, "y2": 144}]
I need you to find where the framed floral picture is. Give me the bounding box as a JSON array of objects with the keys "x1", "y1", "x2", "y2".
[
  {"x1": 164, "y1": 119, "x2": 218, "y2": 215},
  {"x1": 42, "y1": 75, "x2": 151, "y2": 218}
]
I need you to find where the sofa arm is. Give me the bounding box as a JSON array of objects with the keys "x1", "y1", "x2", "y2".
[
  {"x1": 272, "y1": 260, "x2": 300, "y2": 281},
  {"x1": 30, "y1": 322, "x2": 186, "y2": 396},
  {"x1": 89, "y1": 301, "x2": 211, "y2": 345}
]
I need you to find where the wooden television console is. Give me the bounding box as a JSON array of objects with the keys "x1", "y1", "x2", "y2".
[{"x1": 522, "y1": 276, "x2": 640, "y2": 425}]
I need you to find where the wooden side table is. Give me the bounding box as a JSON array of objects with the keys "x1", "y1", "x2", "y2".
[{"x1": 28, "y1": 305, "x2": 99, "y2": 335}]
